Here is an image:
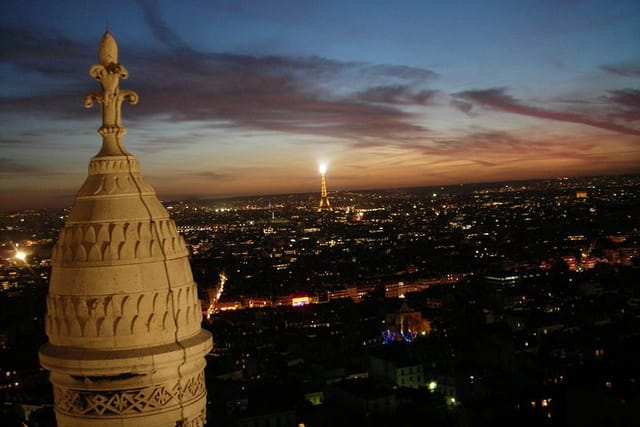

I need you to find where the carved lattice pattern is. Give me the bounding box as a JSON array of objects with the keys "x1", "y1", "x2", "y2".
[{"x1": 53, "y1": 372, "x2": 205, "y2": 416}]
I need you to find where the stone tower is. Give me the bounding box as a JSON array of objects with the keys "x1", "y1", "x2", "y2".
[{"x1": 39, "y1": 32, "x2": 213, "y2": 427}]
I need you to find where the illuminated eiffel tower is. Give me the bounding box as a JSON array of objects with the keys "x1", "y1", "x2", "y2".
[{"x1": 318, "y1": 163, "x2": 332, "y2": 211}]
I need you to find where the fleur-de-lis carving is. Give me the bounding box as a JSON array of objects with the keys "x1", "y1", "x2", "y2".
[{"x1": 84, "y1": 31, "x2": 139, "y2": 156}]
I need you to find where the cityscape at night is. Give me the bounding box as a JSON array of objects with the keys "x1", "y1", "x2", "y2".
[
  {"x1": 1, "y1": 1, "x2": 639, "y2": 426},
  {"x1": 2, "y1": 174, "x2": 639, "y2": 425}
]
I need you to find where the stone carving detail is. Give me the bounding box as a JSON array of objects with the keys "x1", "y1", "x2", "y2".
[
  {"x1": 83, "y1": 31, "x2": 138, "y2": 157},
  {"x1": 54, "y1": 372, "x2": 206, "y2": 416},
  {"x1": 78, "y1": 173, "x2": 157, "y2": 197},
  {"x1": 89, "y1": 158, "x2": 140, "y2": 174},
  {"x1": 179, "y1": 372, "x2": 206, "y2": 400},
  {"x1": 52, "y1": 219, "x2": 188, "y2": 264},
  {"x1": 92, "y1": 174, "x2": 135, "y2": 195},
  {"x1": 45, "y1": 284, "x2": 202, "y2": 339},
  {"x1": 181, "y1": 410, "x2": 206, "y2": 427}
]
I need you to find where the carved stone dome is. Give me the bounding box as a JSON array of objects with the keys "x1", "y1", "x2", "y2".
[{"x1": 39, "y1": 32, "x2": 212, "y2": 427}]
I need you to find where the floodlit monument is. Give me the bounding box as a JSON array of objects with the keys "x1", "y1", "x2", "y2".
[
  {"x1": 38, "y1": 32, "x2": 213, "y2": 427},
  {"x1": 317, "y1": 163, "x2": 332, "y2": 211}
]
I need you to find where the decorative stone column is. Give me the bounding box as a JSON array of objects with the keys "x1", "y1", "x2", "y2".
[{"x1": 39, "y1": 31, "x2": 213, "y2": 427}]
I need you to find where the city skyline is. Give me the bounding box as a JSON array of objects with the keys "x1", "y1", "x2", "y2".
[{"x1": 1, "y1": 0, "x2": 639, "y2": 210}]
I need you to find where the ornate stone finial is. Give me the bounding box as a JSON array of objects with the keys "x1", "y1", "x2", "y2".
[
  {"x1": 84, "y1": 31, "x2": 139, "y2": 156},
  {"x1": 99, "y1": 30, "x2": 118, "y2": 65}
]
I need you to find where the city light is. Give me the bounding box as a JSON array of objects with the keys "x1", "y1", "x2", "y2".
[
  {"x1": 2, "y1": 174, "x2": 638, "y2": 425},
  {"x1": 292, "y1": 296, "x2": 310, "y2": 307},
  {"x1": 319, "y1": 163, "x2": 327, "y2": 175},
  {"x1": 15, "y1": 250, "x2": 27, "y2": 262}
]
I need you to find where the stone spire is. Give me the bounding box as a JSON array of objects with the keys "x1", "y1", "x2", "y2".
[{"x1": 39, "y1": 32, "x2": 212, "y2": 427}]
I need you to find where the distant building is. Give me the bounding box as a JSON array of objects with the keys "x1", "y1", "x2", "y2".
[
  {"x1": 238, "y1": 409, "x2": 297, "y2": 427},
  {"x1": 384, "y1": 300, "x2": 431, "y2": 342},
  {"x1": 329, "y1": 378, "x2": 397, "y2": 418},
  {"x1": 369, "y1": 341, "x2": 427, "y2": 389},
  {"x1": 370, "y1": 353, "x2": 425, "y2": 389},
  {"x1": 576, "y1": 191, "x2": 588, "y2": 199}
]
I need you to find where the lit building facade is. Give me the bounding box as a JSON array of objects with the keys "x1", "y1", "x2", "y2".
[{"x1": 384, "y1": 301, "x2": 431, "y2": 342}]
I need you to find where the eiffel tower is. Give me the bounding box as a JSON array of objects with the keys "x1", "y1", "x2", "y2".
[{"x1": 318, "y1": 164, "x2": 332, "y2": 211}]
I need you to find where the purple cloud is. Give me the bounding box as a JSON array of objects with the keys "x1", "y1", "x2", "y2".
[
  {"x1": 453, "y1": 88, "x2": 640, "y2": 136},
  {"x1": 355, "y1": 85, "x2": 438, "y2": 105},
  {"x1": 600, "y1": 63, "x2": 640, "y2": 78},
  {"x1": 0, "y1": 157, "x2": 58, "y2": 176}
]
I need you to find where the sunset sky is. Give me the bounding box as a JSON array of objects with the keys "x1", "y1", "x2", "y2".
[{"x1": 1, "y1": 0, "x2": 639, "y2": 209}]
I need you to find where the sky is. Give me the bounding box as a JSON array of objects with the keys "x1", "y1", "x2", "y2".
[{"x1": 1, "y1": 0, "x2": 639, "y2": 209}]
